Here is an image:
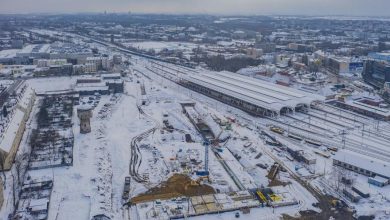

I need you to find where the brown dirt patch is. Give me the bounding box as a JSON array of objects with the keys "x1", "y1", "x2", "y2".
[{"x1": 131, "y1": 174, "x2": 215, "y2": 204}]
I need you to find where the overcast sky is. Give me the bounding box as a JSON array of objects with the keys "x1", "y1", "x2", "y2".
[{"x1": 1, "y1": 0, "x2": 389, "y2": 16}]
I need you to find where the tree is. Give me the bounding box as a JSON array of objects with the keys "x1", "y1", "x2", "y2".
[
  {"x1": 329, "y1": 166, "x2": 353, "y2": 192},
  {"x1": 11, "y1": 169, "x2": 17, "y2": 210},
  {"x1": 2, "y1": 105, "x2": 7, "y2": 118},
  {"x1": 14, "y1": 151, "x2": 29, "y2": 186},
  {"x1": 37, "y1": 106, "x2": 49, "y2": 127},
  {"x1": 309, "y1": 59, "x2": 322, "y2": 74}
]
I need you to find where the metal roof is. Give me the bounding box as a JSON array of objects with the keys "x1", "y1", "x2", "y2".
[
  {"x1": 334, "y1": 150, "x2": 390, "y2": 179},
  {"x1": 183, "y1": 71, "x2": 325, "y2": 113}
]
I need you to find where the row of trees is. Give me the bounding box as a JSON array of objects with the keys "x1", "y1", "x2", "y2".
[{"x1": 193, "y1": 55, "x2": 264, "y2": 72}]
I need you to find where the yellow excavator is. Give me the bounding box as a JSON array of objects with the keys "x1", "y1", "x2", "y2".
[{"x1": 188, "y1": 176, "x2": 210, "y2": 187}]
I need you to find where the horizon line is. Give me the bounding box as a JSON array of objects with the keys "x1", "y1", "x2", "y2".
[{"x1": 0, "y1": 11, "x2": 390, "y2": 19}]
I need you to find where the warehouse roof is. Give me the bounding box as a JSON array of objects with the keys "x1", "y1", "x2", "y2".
[{"x1": 333, "y1": 150, "x2": 390, "y2": 179}]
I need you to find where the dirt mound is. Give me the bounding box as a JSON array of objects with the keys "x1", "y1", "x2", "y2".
[{"x1": 131, "y1": 174, "x2": 215, "y2": 204}]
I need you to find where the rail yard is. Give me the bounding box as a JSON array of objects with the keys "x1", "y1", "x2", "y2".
[{"x1": 1, "y1": 14, "x2": 390, "y2": 220}]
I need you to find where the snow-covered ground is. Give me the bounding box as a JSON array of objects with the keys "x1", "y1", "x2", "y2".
[
  {"x1": 2, "y1": 35, "x2": 389, "y2": 220},
  {"x1": 133, "y1": 58, "x2": 390, "y2": 219}
]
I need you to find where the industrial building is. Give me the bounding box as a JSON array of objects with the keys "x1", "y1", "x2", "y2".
[
  {"x1": 180, "y1": 72, "x2": 324, "y2": 117},
  {"x1": 333, "y1": 150, "x2": 390, "y2": 180},
  {"x1": 74, "y1": 73, "x2": 124, "y2": 95}
]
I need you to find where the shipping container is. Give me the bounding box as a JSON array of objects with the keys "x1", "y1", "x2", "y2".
[{"x1": 368, "y1": 176, "x2": 388, "y2": 187}]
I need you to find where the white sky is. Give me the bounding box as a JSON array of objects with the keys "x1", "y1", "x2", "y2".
[{"x1": 0, "y1": 0, "x2": 389, "y2": 16}]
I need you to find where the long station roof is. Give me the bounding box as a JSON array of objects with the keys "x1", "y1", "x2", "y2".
[{"x1": 183, "y1": 71, "x2": 325, "y2": 113}]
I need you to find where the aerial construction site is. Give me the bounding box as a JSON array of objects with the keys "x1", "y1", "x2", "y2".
[{"x1": 1, "y1": 15, "x2": 390, "y2": 220}]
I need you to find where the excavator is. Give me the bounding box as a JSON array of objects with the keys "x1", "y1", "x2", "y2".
[{"x1": 184, "y1": 175, "x2": 210, "y2": 191}]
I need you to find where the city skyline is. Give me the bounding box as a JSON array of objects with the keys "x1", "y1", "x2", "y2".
[{"x1": 1, "y1": 0, "x2": 390, "y2": 16}]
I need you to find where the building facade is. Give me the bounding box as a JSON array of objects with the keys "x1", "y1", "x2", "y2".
[{"x1": 363, "y1": 60, "x2": 390, "y2": 88}]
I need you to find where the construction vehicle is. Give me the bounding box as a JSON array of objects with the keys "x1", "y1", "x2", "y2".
[
  {"x1": 186, "y1": 176, "x2": 210, "y2": 190},
  {"x1": 331, "y1": 199, "x2": 347, "y2": 209}
]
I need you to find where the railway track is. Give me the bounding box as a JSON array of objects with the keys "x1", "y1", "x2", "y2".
[
  {"x1": 285, "y1": 114, "x2": 337, "y2": 135},
  {"x1": 129, "y1": 104, "x2": 161, "y2": 183},
  {"x1": 363, "y1": 129, "x2": 390, "y2": 142},
  {"x1": 265, "y1": 116, "x2": 330, "y2": 137},
  {"x1": 265, "y1": 115, "x2": 390, "y2": 163},
  {"x1": 300, "y1": 111, "x2": 354, "y2": 130},
  {"x1": 314, "y1": 104, "x2": 372, "y2": 125},
  {"x1": 146, "y1": 65, "x2": 390, "y2": 163},
  {"x1": 308, "y1": 108, "x2": 362, "y2": 128}
]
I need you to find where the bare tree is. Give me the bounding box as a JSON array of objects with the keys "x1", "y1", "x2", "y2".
[
  {"x1": 14, "y1": 151, "x2": 29, "y2": 186},
  {"x1": 329, "y1": 166, "x2": 352, "y2": 192},
  {"x1": 11, "y1": 169, "x2": 17, "y2": 210}
]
